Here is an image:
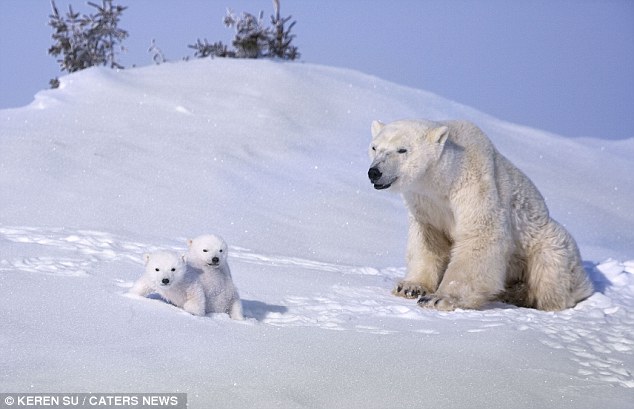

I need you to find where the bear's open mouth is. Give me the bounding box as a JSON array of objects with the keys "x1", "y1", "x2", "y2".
[
  {"x1": 373, "y1": 177, "x2": 396, "y2": 190},
  {"x1": 373, "y1": 183, "x2": 391, "y2": 190}
]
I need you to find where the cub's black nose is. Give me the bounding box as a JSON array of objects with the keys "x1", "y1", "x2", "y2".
[
  {"x1": 212, "y1": 257, "x2": 220, "y2": 264},
  {"x1": 161, "y1": 278, "x2": 170, "y2": 285},
  {"x1": 368, "y1": 167, "x2": 382, "y2": 182}
]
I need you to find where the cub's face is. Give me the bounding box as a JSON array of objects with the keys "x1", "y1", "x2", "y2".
[
  {"x1": 368, "y1": 120, "x2": 448, "y2": 192},
  {"x1": 187, "y1": 234, "x2": 228, "y2": 268},
  {"x1": 144, "y1": 251, "x2": 186, "y2": 288}
]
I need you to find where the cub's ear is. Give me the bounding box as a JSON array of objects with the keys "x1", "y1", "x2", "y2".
[
  {"x1": 371, "y1": 120, "x2": 385, "y2": 139},
  {"x1": 187, "y1": 239, "x2": 193, "y2": 248},
  {"x1": 143, "y1": 253, "x2": 150, "y2": 265},
  {"x1": 428, "y1": 126, "x2": 449, "y2": 145}
]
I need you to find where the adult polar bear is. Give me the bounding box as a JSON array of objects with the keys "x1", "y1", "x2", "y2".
[{"x1": 368, "y1": 119, "x2": 593, "y2": 311}]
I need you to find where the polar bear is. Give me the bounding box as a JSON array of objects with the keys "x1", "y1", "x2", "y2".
[
  {"x1": 186, "y1": 234, "x2": 244, "y2": 320},
  {"x1": 129, "y1": 250, "x2": 207, "y2": 316},
  {"x1": 367, "y1": 119, "x2": 594, "y2": 311}
]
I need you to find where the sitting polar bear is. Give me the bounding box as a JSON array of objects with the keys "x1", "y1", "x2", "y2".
[
  {"x1": 186, "y1": 234, "x2": 244, "y2": 320},
  {"x1": 367, "y1": 119, "x2": 594, "y2": 311},
  {"x1": 129, "y1": 251, "x2": 206, "y2": 316}
]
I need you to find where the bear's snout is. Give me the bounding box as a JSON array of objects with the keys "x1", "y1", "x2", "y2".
[
  {"x1": 212, "y1": 256, "x2": 220, "y2": 264},
  {"x1": 161, "y1": 278, "x2": 170, "y2": 285},
  {"x1": 368, "y1": 167, "x2": 393, "y2": 189},
  {"x1": 368, "y1": 167, "x2": 382, "y2": 182}
]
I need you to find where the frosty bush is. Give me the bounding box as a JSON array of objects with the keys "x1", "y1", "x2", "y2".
[
  {"x1": 188, "y1": 39, "x2": 235, "y2": 59},
  {"x1": 189, "y1": 0, "x2": 299, "y2": 61},
  {"x1": 224, "y1": 10, "x2": 270, "y2": 59},
  {"x1": 148, "y1": 39, "x2": 167, "y2": 64},
  {"x1": 48, "y1": 0, "x2": 128, "y2": 82},
  {"x1": 268, "y1": 0, "x2": 300, "y2": 60}
]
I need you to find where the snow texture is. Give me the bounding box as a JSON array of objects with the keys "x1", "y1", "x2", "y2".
[{"x1": 0, "y1": 59, "x2": 632, "y2": 408}]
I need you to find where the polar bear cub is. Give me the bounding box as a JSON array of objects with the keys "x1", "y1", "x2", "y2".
[
  {"x1": 368, "y1": 119, "x2": 594, "y2": 311},
  {"x1": 186, "y1": 234, "x2": 244, "y2": 320},
  {"x1": 129, "y1": 250, "x2": 207, "y2": 316}
]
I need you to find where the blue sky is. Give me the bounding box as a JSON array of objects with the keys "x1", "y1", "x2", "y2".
[{"x1": 1, "y1": 0, "x2": 632, "y2": 139}]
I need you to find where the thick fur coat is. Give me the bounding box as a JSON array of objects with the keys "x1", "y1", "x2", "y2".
[
  {"x1": 368, "y1": 119, "x2": 594, "y2": 311},
  {"x1": 129, "y1": 250, "x2": 207, "y2": 316},
  {"x1": 186, "y1": 234, "x2": 244, "y2": 320}
]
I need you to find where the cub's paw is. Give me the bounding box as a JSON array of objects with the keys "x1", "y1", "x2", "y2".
[
  {"x1": 417, "y1": 295, "x2": 457, "y2": 311},
  {"x1": 393, "y1": 281, "x2": 427, "y2": 299}
]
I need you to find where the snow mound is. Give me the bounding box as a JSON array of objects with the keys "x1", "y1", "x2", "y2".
[{"x1": 1, "y1": 59, "x2": 633, "y2": 408}]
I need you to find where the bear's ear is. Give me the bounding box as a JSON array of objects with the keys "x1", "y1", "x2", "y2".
[
  {"x1": 371, "y1": 120, "x2": 385, "y2": 139},
  {"x1": 428, "y1": 126, "x2": 449, "y2": 145},
  {"x1": 143, "y1": 253, "x2": 150, "y2": 265},
  {"x1": 187, "y1": 239, "x2": 193, "y2": 248}
]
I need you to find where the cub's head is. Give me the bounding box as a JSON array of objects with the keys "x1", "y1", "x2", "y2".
[
  {"x1": 187, "y1": 234, "x2": 228, "y2": 268},
  {"x1": 144, "y1": 251, "x2": 186, "y2": 288},
  {"x1": 368, "y1": 119, "x2": 449, "y2": 192}
]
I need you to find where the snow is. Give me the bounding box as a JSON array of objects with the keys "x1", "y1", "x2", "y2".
[{"x1": 1, "y1": 59, "x2": 632, "y2": 408}]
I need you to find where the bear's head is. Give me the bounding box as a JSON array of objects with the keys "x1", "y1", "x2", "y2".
[
  {"x1": 187, "y1": 234, "x2": 228, "y2": 269},
  {"x1": 144, "y1": 251, "x2": 186, "y2": 289},
  {"x1": 368, "y1": 119, "x2": 449, "y2": 191}
]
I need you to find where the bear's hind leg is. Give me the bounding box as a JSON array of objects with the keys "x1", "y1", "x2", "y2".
[
  {"x1": 526, "y1": 250, "x2": 573, "y2": 311},
  {"x1": 418, "y1": 227, "x2": 511, "y2": 311},
  {"x1": 526, "y1": 221, "x2": 593, "y2": 311}
]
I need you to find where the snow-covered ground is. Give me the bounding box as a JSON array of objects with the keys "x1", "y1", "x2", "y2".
[{"x1": 1, "y1": 59, "x2": 632, "y2": 408}]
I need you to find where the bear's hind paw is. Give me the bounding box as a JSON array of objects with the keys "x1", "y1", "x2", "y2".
[{"x1": 417, "y1": 295, "x2": 456, "y2": 311}]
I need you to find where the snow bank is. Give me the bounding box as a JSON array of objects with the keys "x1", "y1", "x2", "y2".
[{"x1": 1, "y1": 59, "x2": 632, "y2": 408}]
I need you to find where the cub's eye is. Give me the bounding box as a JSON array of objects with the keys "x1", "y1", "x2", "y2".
[
  {"x1": 155, "y1": 268, "x2": 160, "y2": 272},
  {"x1": 202, "y1": 249, "x2": 208, "y2": 253},
  {"x1": 171, "y1": 268, "x2": 176, "y2": 272},
  {"x1": 219, "y1": 249, "x2": 223, "y2": 253},
  {"x1": 371, "y1": 146, "x2": 376, "y2": 151},
  {"x1": 397, "y1": 148, "x2": 407, "y2": 154}
]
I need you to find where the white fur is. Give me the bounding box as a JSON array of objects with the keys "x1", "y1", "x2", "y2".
[
  {"x1": 186, "y1": 234, "x2": 244, "y2": 320},
  {"x1": 368, "y1": 119, "x2": 594, "y2": 311},
  {"x1": 129, "y1": 250, "x2": 206, "y2": 316}
]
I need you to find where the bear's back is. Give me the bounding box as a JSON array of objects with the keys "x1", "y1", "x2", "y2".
[{"x1": 442, "y1": 120, "x2": 551, "y2": 233}]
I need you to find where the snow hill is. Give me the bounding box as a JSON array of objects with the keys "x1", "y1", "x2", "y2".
[{"x1": 1, "y1": 59, "x2": 632, "y2": 408}]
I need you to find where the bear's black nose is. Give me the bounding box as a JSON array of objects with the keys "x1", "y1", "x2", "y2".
[
  {"x1": 368, "y1": 167, "x2": 382, "y2": 182},
  {"x1": 161, "y1": 278, "x2": 170, "y2": 285},
  {"x1": 212, "y1": 256, "x2": 220, "y2": 264}
]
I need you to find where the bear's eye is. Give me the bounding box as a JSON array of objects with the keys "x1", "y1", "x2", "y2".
[
  {"x1": 397, "y1": 148, "x2": 407, "y2": 154},
  {"x1": 171, "y1": 268, "x2": 176, "y2": 272},
  {"x1": 202, "y1": 249, "x2": 208, "y2": 253},
  {"x1": 155, "y1": 268, "x2": 160, "y2": 272},
  {"x1": 371, "y1": 146, "x2": 376, "y2": 151},
  {"x1": 219, "y1": 249, "x2": 223, "y2": 253}
]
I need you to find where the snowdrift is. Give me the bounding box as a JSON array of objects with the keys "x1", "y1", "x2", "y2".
[{"x1": 1, "y1": 59, "x2": 632, "y2": 408}]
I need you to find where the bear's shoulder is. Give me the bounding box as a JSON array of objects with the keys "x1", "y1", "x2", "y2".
[{"x1": 439, "y1": 120, "x2": 494, "y2": 152}]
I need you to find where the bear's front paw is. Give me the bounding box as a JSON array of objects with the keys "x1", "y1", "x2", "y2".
[
  {"x1": 417, "y1": 295, "x2": 457, "y2": 311},
  {"x1": 393, "y1": 281, "x2": 428, "y2": 299}
]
